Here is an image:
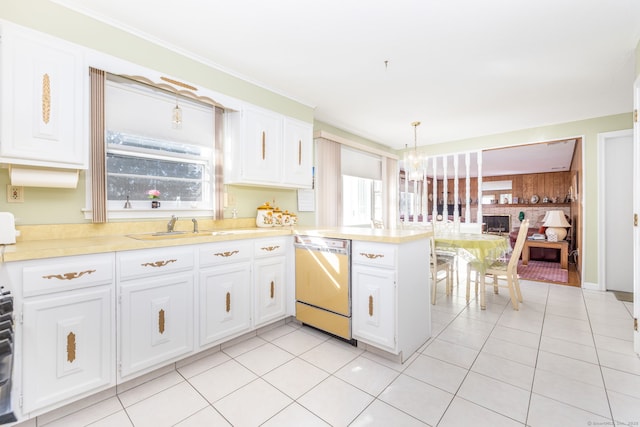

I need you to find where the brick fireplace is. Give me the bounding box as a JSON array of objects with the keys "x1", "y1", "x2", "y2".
[{"x1": 483, "y1": 214, "x2": 511, "y2": 234}]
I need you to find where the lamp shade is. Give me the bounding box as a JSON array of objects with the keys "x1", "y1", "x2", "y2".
[
  {"x1": 543, "y1": 211, "x2": 570, "y2": 227},
  {"x1": 543, "y1": 210, "x2": 570, "y2": 241}
]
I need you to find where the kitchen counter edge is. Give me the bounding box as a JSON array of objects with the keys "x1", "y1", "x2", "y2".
[{"x1": 2, "y1": 227, "x2": 433, "y2": 262}]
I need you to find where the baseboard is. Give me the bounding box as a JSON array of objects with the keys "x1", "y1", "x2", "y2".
[{"x1": 582, "y1": 281, "x2": 604, "y2": 291}]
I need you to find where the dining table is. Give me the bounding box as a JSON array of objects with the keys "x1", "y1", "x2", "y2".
[{"x1": 434, "y1": 232, "x2": 509, "y2": 270}]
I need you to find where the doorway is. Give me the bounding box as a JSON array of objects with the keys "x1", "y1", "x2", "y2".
[{"x1": 598, "y1": 129, "x2": 634, "y2": 292}]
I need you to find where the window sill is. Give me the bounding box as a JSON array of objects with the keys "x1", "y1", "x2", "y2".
[{"x1": 83, "y1": 208, "x2": 214, "y2": 221}]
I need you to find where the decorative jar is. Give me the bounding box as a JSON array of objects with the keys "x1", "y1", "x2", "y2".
[
  {"x1": 273, "y1": 207, "x2": 283, "y2": 226},
  {"x1": 256, "y1": 202, "x2": 274, "y2": 227},
  {"x1": 282, "y1": 210, "x2": 291, "y2": 226}
]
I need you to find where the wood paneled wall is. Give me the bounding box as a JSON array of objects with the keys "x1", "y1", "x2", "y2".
[{"x1": 432, "y1": 171, "x2": 571, "y2": 205}]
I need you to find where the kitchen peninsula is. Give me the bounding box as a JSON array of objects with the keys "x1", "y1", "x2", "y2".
[{"x1": 1, "y1": 221, "x2": 432, "y2": 423}]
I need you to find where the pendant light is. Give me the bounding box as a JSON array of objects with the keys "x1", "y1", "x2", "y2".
[
  {"x1": 172, "y1": 94, "x2": 182, "y2": 129},
  {"x1": 404, "y1": 121, "x2": 425, "y2": 181}
]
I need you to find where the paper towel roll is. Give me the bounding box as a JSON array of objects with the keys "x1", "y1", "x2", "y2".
[{"x1": 10, "y1": 166, "x2": 79, "y2": 188}]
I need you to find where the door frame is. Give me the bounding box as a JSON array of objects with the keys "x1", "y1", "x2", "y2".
[
  {"x1": 597, "y1": 129, "x2": 634, "y2": 292},
  {"x1": 633, "y1": 76, "x2": 639, "y2": 354}
]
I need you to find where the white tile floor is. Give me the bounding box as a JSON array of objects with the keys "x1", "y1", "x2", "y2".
[{"x1": 22, "y1": 279, "x2": 640, "y2": 426}]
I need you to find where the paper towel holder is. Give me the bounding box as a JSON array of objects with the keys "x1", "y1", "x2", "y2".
[{"x1": 9, "y1": 166, "x2": 79, "y2": 189}]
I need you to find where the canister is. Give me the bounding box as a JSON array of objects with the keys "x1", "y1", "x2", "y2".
[
  {"x1": 256, "y1": 202, "x2": 274, "y2": 227},
  {"x1": 273, "y1": 207, "x2": 283, "y2": 226}
]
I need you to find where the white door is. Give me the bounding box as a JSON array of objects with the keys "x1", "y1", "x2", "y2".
[
  {"x1": 633, "y1": 76, "x2": 640, "y2": 354},
  {"x1": 600, "y1": 130, "x2": 634, "y2": 292}
]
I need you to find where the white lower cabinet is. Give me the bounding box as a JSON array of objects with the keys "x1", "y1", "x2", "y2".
[
  {"x1": 351, "y1": 239, "x2": 431, "y2": 362},
  {"x1": 254, "y1": 256, "x2": 286, "y2": 327},
  {"x1": 5, "y1": 253, "x2": 115, "y2": 415},
  {"x1": 9, "y1": 236, "x2": 293, "y2": 421},
  {"x1": 119, "y1": 273, "x2": 194, "y2": 378},
  {"x1": 117, "y1": 247, "x2": 195, "y2": 379},
  {"x1": 351, "y1": 264, "x2": 396, "y2": 351},
  {"x1": 253, "y1": 237, "x2": 289, "y2": 327},
  {"x1": 199, "y1": 262, "x2": 251, "y2": 347},
  {"x1": 22, "y1": 286, "x2": 112, "y2": 413}
]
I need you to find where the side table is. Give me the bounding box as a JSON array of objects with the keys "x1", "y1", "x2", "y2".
[{"x1": 522, "y1": 239, "x2": 568, "y2": 270}]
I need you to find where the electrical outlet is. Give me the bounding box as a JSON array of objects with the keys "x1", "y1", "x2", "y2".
[{"x1": 7, "y1": 185, "x2": 24, "y2": 203}]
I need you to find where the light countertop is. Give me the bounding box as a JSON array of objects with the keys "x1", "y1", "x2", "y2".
[{"x1": 2, "y1": 221, "x2": 433, "y2": 262}]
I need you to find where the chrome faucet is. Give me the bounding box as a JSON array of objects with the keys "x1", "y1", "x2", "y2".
[
  {"x1": 167, "y1": 215, "x2": 178, "y2": 232},
  {"x1": 192, "y1": 218, "x2": 198, "y2": 233}
]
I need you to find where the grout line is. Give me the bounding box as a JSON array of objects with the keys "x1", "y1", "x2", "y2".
[{"x1": 524, "y1": 281, "x2": 551, "y2": 426}]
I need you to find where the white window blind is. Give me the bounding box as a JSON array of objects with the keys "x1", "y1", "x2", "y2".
[
  {"x1": 341, "y1": 146, "x2": 382, "y2": 180},
  {"x1": 106, "y1": 76, "x2": 214, "y2": 146}
]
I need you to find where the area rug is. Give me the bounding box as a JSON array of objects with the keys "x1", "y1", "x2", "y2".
[{"x1": 517, "y1": 260, "x2": 568, "y2": 284}]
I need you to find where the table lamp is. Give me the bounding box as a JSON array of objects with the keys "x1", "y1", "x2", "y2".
[{"x1": 543, "y1": 210, "x2": 570, "y2": 241}]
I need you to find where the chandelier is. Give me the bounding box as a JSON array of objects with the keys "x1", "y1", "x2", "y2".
[{"x1": 404, "y1": 121, "x2": 425, "y2": 181}]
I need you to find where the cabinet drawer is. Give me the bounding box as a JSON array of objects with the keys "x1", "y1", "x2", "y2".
[
  {"x1": 254, "y1": 237, "x2": 289, "y2": 258},
  {"x1": 118, "y1": 247, "x2": 194, "y2": 281},
  {"x1": 21, "y1": 253, "x2": 114, "y2": 297},
  {"x1": 198, "y1": 240, "x2": 252, "y2": 267},
  {"x1": 352, "y1": 242, "x2": 397, "y2": 268}
]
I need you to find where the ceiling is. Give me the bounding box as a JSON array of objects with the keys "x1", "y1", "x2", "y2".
[{"x1": 52, "y1": 0, "x2": 638, "y2": 170}]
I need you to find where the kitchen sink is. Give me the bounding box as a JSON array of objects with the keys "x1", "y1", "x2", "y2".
[
  {"x1": 127, "y1": 229, "x2": 262, "y2": 240},
  {"x1": 127, "y1": 230, "x2": 214, "y2": 240}
]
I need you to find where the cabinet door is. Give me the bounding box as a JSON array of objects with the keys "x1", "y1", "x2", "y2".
[
  {"x1": 254, "y1": 256, "x2": 287, "y2": 327},
  {"x1": 199, "y1": 262, "x2": 251, "y2": 347},
  {"x1": 283, "y1": 118, "x2": 313, "y2": 188},
  {"x1": 22, "y1": 287, "x2": 113, "y2": 413},
  {"x1": 241, "y1": 106, "x2": 282, "y2": 183},
  {"x1": 0, "y1": 26, "x2": 85, "y2": 168},
  {"x1": 119, "y1": 273, "x2": 194, "y2": 378},
  {"x1": 352, "y1": 265, "x2": 396, "y2": 351}
]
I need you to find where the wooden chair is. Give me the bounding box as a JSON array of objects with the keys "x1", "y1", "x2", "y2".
[
  {"x1": 430, "y1": 236, "x2": 453, "y2": 304},
  {"x1": 480, "y1": 219, "x2": 530, "y2": 310},
  {"x1": 432, "y1": 220, "x2": 459, "y2": 290}
]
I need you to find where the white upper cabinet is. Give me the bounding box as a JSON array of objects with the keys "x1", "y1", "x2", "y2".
[
  {"x1": 240, "y1": 106, "x2": 283, "y2": 183},
  {"x1": 225, "y1": 105, "x2": 313, "y2": 189},
  {"x1": 0, "y1": 24, "x2": 87, "y2": 169},
  {"x1": 283, "y1": 117, "x2": 313, "y2": 188}
]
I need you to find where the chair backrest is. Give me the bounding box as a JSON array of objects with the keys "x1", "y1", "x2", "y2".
[
  {"x1": 509, "y1": 219, "x2": 530, "y2": 269},
  {"x1": 459, "y1": 222, "x2": 482, "y2": 234},
  {"x1": 371, "y1": 219, "x2": 384, "y2": 229},
  {"x1": 432, "y1": 220, "x2": 454, "y2": 236},
  {"x1": 428, "y1": 236, "x2": 438, "y2": 267}
]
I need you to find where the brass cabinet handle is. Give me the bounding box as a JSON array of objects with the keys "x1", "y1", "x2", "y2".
[
  {"x1": 368, "y1": 295, "x2": 374, "y2": 317},
  {"x1": 298, "y1": 140, "x2": 302, "y2": 165},
  {"x1": 158, "y1": 309, "x2": 166, "y2": 334},
  {"x1": 261, "y1": 131, "x2": 266, "y2": 160},
  {"x1": 260, "y1": 245, "x2": 280, "y2": 252},
  {"x1": 42, "y1": 73, "x2": 51, "y2": 124},
  {"x1": 214, "y1": 250, "x2": 239, "y2": 258},
  {"x1": 226, "y1": 292, "x2": 231, "y2": 313},
  {"x1": 361, "y1": 253, "x2": 384, "y2": 260},
  {"x1": 270, "y1": 281, "x2": 275, "y2": 299},
  {"x1": 43, "y1": 270, "x2": 96, "y2": 280},
  {"x1": 67, "y1": 331, "x2": 76, "y2": 363},
  {"x1": 141, "y1": 260, "x2": 177, "y2": 268}
]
